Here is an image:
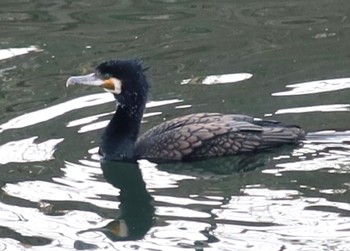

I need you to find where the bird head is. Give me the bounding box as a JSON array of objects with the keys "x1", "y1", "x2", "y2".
[{"x1": 66, "y1": 59, "x2": 149, "y2": 104}]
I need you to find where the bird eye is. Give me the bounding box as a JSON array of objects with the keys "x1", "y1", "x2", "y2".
[
  {"x1": 95, "y1": 71, "x2": 111, "y2": 80},
  {"x1": 103, "y1": 73, "x2": 111, "y2": 79}
]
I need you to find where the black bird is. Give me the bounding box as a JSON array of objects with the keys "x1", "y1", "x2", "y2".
[{"x1": 66, "y1": 59, "x2": 305, "y2": 162}]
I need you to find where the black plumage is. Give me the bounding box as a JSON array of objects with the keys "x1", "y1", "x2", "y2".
[{"x1": 66, "y1": 59, "x2": 305, "y2": 162}]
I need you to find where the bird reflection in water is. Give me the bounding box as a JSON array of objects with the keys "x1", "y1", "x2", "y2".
[
  {"x1": 158, "y1": 145, "x2": 297, "y2": 175},
  {"x1": 78, "y1": 161, "x2": 154, "y2": 241}
]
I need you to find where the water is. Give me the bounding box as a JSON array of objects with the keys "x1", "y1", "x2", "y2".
[{"x1": 1, "y1": 0, "x2": 350, "y2": 250}]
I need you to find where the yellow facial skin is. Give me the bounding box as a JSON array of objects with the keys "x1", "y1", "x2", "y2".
[
  {"x1": 66, "y1": 74, "x2": 122, "y2": 95},
  {"x1": 102, "y1": 77, "x2": 122, "y2": 94}
]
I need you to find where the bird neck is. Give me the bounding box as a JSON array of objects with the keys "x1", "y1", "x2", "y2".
[{"x1": 100, "y1": 100, "x2": 145, "y2": 161}]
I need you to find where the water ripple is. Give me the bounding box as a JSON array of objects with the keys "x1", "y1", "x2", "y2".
[
  {"x1": 275, "y1": 104, "x2": 350, "y2": 114},
  {"x1": 0, "y1": 93, "x2": 181, "y2": 133},
  {"x1": 0, "y1": 137, "x2": 63, "y2": 164},
  {"x1": 181, "y1": 73, "x2": 252, "y2": 85},
  {"x1": 272, "y1": 78, "x2": 350, "y2": 96},
  {"x1": 0, "y1": 46, "x2": 41, "y2": 61},
  {"x1": 212, "y1": 188, "x2": 350, "y2": 250},
  {"x1": 1, "y1": 0, "x2": 350, "y2": 250},
  {"x1": 0, "y1": 93, "x2": 113, "y2": 133}
]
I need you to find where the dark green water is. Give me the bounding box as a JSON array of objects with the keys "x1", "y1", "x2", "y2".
[{"x1": 1, "y1": 0, "x2": 350, "y2": 250}]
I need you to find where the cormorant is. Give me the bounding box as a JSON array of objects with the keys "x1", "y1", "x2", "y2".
[{"x1": 66, "y1": 59, "x2": 305, "y2": 162}]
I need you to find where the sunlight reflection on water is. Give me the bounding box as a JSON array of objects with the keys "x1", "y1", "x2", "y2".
[
  {"x1": 0, "y1": 137, "x2": 63, "y2": 164},
  {"x1": 0, "y1": 93, "x2": 114, "y2": 133},
  {"x1": 213, "y1": 189, "x2": 350, "y2": 250},
  {"x1": 2, "y1": 135, "x2": 350, "y2": 250},
  {"x1": 0, "y1": 93, "x2": 182, "y2": 132},
  {"x1": 272, "y1": 78, "x2": 350, "y2": 96},
  {"x1": 1, "y1": 0, "x2": 350, "y2": 250},
  {"x1": 275, "y1": 104, "x2": 350, "y2": 114},
  {"x1": 0, "y1": 46, "x2": 41, "y2": 61},
  {"x1": 1, "y1": 79, "x2": 350, "y2": 251},
  {"x1": 181, "y1": 73, "x2": 253, "y2": 85},
  {"x1": 0, "y1": 95, "x2": 182, "y2": 165}
]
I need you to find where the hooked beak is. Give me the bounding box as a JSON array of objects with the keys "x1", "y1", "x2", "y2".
[
  {"x1": 66, "y1": 73, "x2": 104, "y2": 87},
  {"x1": 66, "y1": 73, "x2": 122, "y2": 94}
]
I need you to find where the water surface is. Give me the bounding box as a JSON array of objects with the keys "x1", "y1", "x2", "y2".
[{"x1": 1, "y1": 0, "x2": 350, "y2": 250}]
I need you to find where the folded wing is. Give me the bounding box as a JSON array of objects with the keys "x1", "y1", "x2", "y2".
[{"x1": 134, "y1": 113, "x2": 304, "y2": 161}]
